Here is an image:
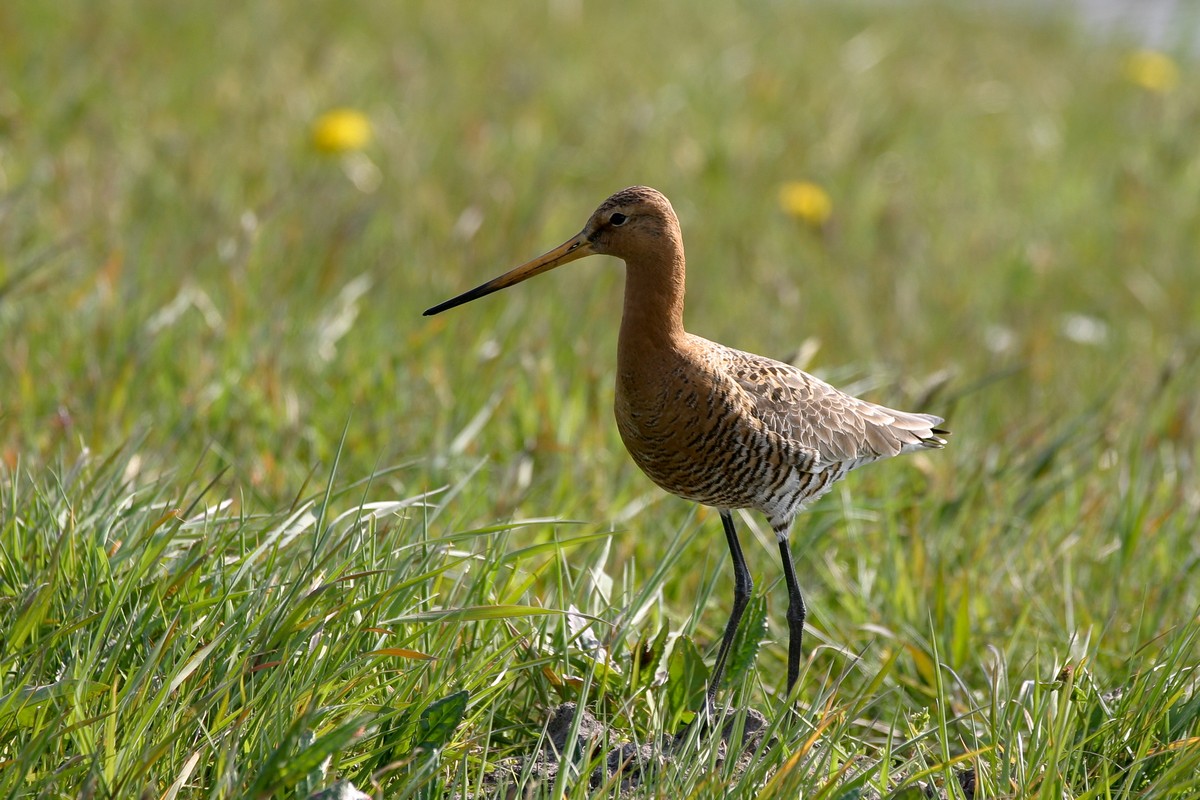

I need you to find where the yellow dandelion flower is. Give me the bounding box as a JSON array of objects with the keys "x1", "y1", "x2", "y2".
[
  {"x1": 312, "y1": 108, "x2": 372, "y2": 153},
  {"x1": 779, "y1": 181, "x2": 832, "y2": 227},
  {"x1": 1124, "y1": 49, "x2": 1179, "y2": 94}
]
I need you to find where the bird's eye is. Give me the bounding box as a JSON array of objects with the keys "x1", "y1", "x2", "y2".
[{"x1": 609, "y1": 212, "x2": 628, "y2": 227}]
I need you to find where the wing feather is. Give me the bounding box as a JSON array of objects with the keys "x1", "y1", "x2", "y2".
[{"x1": 715, "y1": 343, "x2": 946, "y2": 469}]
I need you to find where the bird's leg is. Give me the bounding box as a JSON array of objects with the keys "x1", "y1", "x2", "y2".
[
  {"x1": 706, "y1": 510, "x2": 753, "y2": 713},
  {"x1": 777, "y1": 535, "x2": 807, "y2": 696}
]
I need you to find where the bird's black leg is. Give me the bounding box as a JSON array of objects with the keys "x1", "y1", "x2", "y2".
[
  {"x1": 777, "y1": 535, "x2": 807, "y2": 696},
  {"x1": 707, "y1": 510, "x2": 753, "y2": 711}
]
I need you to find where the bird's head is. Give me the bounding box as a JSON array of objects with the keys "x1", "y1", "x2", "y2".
[{"x1": 423, "y1": 186, "x2": 679, "y2": 316}]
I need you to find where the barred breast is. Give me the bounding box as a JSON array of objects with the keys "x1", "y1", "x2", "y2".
[{"x1": 614, "y1": 334, "x2": 946, "y2": 535}]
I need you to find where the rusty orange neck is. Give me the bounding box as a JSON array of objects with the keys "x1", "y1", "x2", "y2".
[{"x1": 617, "y1": 237, "x2": 688, "y2": 374}]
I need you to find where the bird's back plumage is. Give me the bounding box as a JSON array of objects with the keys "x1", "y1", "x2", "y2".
[{"x1": 615, "y1": 334, "x2": 945, "y2": 533}]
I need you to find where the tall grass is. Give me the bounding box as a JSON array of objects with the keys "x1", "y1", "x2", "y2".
[{"x1": 2, "y1": 0, "x2": 1199, "y2": 796}]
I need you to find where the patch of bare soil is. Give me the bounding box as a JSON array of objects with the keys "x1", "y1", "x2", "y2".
[
  {"x1": 469, "y1": 704, "x2": 977, "y2": 799},
  {"x1": 472, "y1": 703, "x2": 770, "y2": 797}
]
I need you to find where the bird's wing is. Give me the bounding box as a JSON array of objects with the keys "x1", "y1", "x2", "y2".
[{"x1": 718, "y1": 345, "x2": 945, "y2": 469}]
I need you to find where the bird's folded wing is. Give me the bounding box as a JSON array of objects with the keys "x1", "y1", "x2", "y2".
[{"x1": 722, "y1": 347, "x2": 943, "y2": 470}]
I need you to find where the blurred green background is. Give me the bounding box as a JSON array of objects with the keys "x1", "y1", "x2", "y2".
[{"x1": 4, "y1": 0, "x2": 1195, "y2": 514}]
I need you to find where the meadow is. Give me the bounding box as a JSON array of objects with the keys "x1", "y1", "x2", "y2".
[{"x1": 2, "y1": 0, "x2": 1200, "y2": 796}]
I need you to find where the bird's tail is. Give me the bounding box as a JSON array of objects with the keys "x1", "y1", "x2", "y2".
[{"x1": 896, "y1": 411, "x2": 950, "y2": 451}]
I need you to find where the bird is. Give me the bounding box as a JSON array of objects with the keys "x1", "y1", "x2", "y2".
[{"x1": 424, "y1": 186, "x2": 948, "y2": 707}]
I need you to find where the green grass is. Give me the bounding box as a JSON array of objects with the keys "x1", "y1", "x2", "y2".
[{"x1": 3, "y1": 0, "x2": 1200, "y2": 796}]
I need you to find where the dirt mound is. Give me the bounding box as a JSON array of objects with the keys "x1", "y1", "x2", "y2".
[
  {"x1": 470, "y1": 703, "x2": 977, "y2": 799},
  {"x1": 476, "y1": 702, "x2": 770, "y2": 796}
]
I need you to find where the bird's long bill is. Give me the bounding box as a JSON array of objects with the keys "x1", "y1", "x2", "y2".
[{"x1": 423, "y1": 232, "x2": 594, "y2": 316}]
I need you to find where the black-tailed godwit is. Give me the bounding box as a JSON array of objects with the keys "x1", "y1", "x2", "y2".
[{"x1": 425, "y1": 186, "x2": 948, "y2": 705}]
